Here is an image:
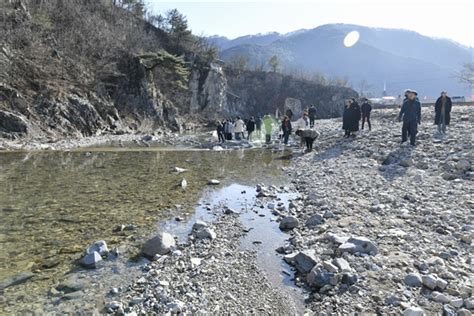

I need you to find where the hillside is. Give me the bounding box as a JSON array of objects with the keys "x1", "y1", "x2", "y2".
[
  {"x1": 210, "y1": 24, "x2": 473, "y2": 97},
  {"x1": 0, "y1": 1, "x2": 357, "y2": 143}
]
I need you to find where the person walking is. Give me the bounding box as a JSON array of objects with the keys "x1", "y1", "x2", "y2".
[
  {"x1": 360, "y1": 98, "x2": 372, "y2": 130},
  {"x1": 234, "y1": 116, "x2": 245, "y2": 140},
  {"x1": 216, "y1": 120, "x2": 225, "y2": 143},
  {"x1": 281, "y1": 116, "x2": 292, "y2": 145},
  {"x1": 398, "y1": 90, "x2": 421, "y2": 146},
  {"x1": 263, "y1": 113, "x2": 273, "y2": 144},
  {"x1": 308, "y1": 104, "x2": 317, "y2": 128},
  {"x1": 342, "y1": 98, "x2": 361, "y2": 137},
  {"x1": 434, "y1": 91, "x2": 452, "y2": 134},
  {"x1": 246, "y1": 117, "x2": 256, "y2": 141},
  {"x1": 255, "y1": 116, "x2": 262, "y2": 139}
]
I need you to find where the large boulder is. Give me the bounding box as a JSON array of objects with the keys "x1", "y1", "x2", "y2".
[
  {"x1": 294, "y1": 250, "x2": 318, "y2": 273},
  {"x1": 142, "y1": 232, "x2": 176, "y2": 258},
  {"x1": 279, "y1": 216, "x2": 299, "y2": 230}
]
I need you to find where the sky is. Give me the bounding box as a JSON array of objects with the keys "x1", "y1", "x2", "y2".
[{"x1": 147, "y1": 0, "x2": 474, "y2": 47}]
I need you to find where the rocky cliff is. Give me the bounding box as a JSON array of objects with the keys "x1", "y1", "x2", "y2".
[
  {"x1": 188, "y1": 64, "x2": 357, "y2": 120},
  {"x1": 0, "y1": 1, "x2": 357, "y2": 142}
]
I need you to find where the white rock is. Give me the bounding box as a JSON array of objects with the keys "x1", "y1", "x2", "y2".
[
  {"x1": 333, "y1": 258, "x2": 351, "y2": 272},
  {"x1": 173, "y1": 167, "x2": 188, "y2": 173},
  {"x1": 142, "y1": 232, "x2": 176, "y2": 258},
  {"x1": 86, "y1": 240, "x2": 109, "y2": 256},
  {"x1": 190, "y1": 258, "x2": 202, "y2": 267},
  {"x1": 322, "y1": 261, "x2": 339, "y2": 273},
  {"x1": 208, "y1": 179, "x2": 220, "y2": 185},
  {"x1": 338, "y1": 236, "x2": 378, "y2": 255},
  {"x1": 403, "y1": 306, "x2": 425, "y2": 316},
  {"x1": 450, "y1": 297, "x2": 464, "y2": 308}
]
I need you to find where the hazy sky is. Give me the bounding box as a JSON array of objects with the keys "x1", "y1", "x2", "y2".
[{"x1": 147, "y1": 0, "x2": 474, "y2": 47}]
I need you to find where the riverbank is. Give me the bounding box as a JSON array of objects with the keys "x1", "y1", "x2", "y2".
[
  {"x1": 1, "y1": 106, "x2": 472, "y2": 314},
  {"x1": 282, "y1": 106, "x2": 473, "y2": 314}
]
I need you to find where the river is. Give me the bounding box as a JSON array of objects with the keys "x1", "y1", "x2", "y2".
[{"x1": 0, "y1": 147, "x2": 297, "y2": 313}]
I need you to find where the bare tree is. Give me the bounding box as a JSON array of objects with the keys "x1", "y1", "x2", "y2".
[
  {"x1": 457, "y1": 62, "x2": 474, "y2": 86},
  {"x1": 358, "y1": 79, "x2": 372, "y2": 96}
]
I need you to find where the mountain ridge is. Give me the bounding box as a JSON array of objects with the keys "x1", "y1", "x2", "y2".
[{"x1": 208, "y1": 23, "x2": 473, "y2": 97}]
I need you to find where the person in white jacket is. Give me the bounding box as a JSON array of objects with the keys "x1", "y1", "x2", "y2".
[
  {"x1": 234, "y1": 116, "x2": 245, "y2": 140},
  {"x1": 293, "y1": 112, "x2": 310, "y2": 148},
  {"x1": 293, "y1": 112, "x2": 319, "y2": 152}
]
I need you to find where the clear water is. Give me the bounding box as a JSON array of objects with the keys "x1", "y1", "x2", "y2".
[{"x1": 0, "y1": 148, "x2": 292, "y2": 313}]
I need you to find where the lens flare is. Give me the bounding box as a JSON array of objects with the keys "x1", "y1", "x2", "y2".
[{"x1": 343, "y1": 31, "x2": 360, "y2": 47}]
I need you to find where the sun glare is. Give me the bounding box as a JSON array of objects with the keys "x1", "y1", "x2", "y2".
[{"x1": 343, "y1": 31, "x2": 360, "y2": 47}]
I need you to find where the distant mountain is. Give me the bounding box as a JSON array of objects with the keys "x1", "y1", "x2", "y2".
[
  {"x1": 208, "y1": 32, "x2": 281, "y2": 51},
  {"x1": 209, "y1": 24, "x2": 473, "y2": 98}
]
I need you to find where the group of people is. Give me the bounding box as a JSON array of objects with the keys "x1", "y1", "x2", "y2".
[
  {"x1": 216, "y1": 117, "x2": 262, "y2": 142},
  {"x1": 342, "y1": 97, "x2": 372, "y2": 137},
  {"x1": 343, "y1": 89, "x2": 453, "y2": 146},
  {"x1": 216, "y1": 89, "x2": 454, "y2": 150}
]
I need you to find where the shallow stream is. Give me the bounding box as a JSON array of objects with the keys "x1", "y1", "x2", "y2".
[{"x1": 0, "y1": 147, "x2": 300, "y2": 313}]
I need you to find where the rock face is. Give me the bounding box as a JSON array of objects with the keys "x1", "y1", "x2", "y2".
[
  {"x1": 222, "y1": 68, "x2": 357, "y2": 119},
  {"x1": 142, "y1": 232, "x2": 176, "y2": 258},
  {"x1": 284, "y1": 98, "x2": 303, "y2": 118}
]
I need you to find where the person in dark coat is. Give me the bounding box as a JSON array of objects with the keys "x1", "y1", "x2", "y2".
[
  {"x1": 308, "y1": 105, "x2": 317, "y2": 128},
  {"x1": 246, "y1": 117, "x2": 256, "y2": 140},
  {"x1": 399, "y1": 90, "x2": 421, "y2": 146},
  {"x1": 281, "y1": 116, "x2": 292, "y2": 145},
  {"x1": 434, "y1": 91, "x2": 452, "y2": 134},
  {"x1": 360, "y1": 98, "x2": 372, "y2": 130},
  {"x1": 216, "y1": 120, "x2": 225, "y2": 143},
  {"x1": 342, "y1": 98, "x2": 361, "y2": 137}
]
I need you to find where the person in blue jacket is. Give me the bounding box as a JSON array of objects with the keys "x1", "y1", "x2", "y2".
[{"x1": 398, "y1": 90, "x2": 421, "y2": 146}]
